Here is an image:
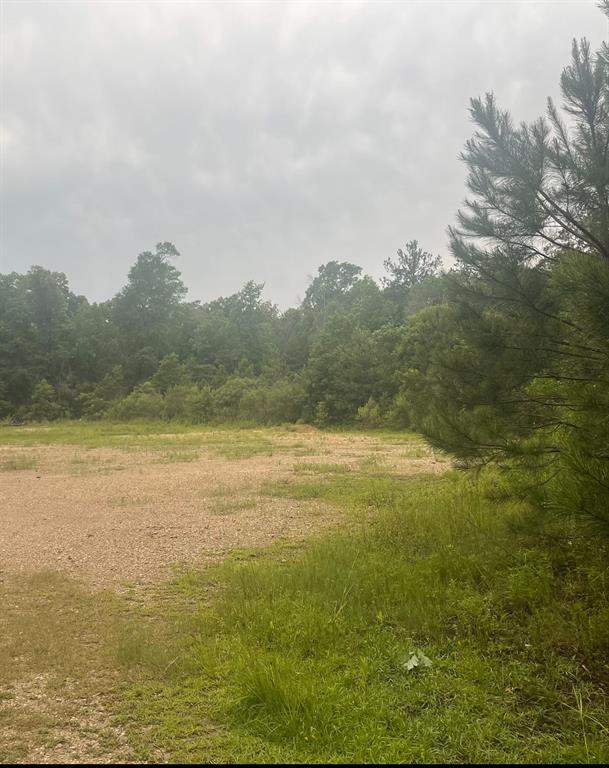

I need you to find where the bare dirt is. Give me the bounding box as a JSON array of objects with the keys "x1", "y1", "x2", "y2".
[
  {"x1": 0, "y1": 431, "x2": 445, "y2": 591},
  {"x1": 0, "y1": 429, "x2": 447, "y2": 764}
]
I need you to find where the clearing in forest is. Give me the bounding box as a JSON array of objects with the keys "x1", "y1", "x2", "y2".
[
  {"x1": 0, "y1": 424, "x2": 443, "y2": 590},
  {"x1": 0, "y1": 423, "x2": 444, "y2": 764}
]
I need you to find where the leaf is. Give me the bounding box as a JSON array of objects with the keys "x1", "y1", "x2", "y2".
[{"x1": 403, "y1": 651, "x2": 432, "y2": 672}]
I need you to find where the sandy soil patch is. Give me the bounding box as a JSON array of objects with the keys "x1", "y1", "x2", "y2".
[
  {"x1": 0, "y1": 673, "x2": 136, "y2": 765},
  {"x1": 0, "y1": 431, "x2": 446, "y2": 591},
  {"x1": 0, "y1": 429, "x2": 447, "y2": 764}
]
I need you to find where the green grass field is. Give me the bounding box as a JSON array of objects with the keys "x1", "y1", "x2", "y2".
[
  {"x1": 118, "y1": 474, "x2": 609, "y2": 763},
  {"x1": 1, "y1": 423, "x2": 608, "y2": 763}
]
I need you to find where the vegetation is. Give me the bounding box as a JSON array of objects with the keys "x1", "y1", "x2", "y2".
[
  {"x1": 400, "y1": 30, "x2": 609, "y2": 527},
  {"x1": 3, "y1": 20, "x2": 607, "y2": 530},
  {"x1": 1, "y1": 8, "x2": 608, "y2": 764},
  {"x1": 118, "y1": 472, "x2": 609, "y2": 763},
  {"x1": 2, "y1": 424, "x2": 608, "y2": 763}
]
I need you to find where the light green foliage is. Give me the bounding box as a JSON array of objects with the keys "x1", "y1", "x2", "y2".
[
  {"x1": 382, "y1": 239, "x2": 442, "y2": 290},
  {"x1": 302, "y1": 260, "x2": 362, "y2": 314},
  {"x1": 355, "y1": 397, "x2": 383, "y2": 429},
  {"x1": 27, "y1": 379, "x2": 63, "y2": 421},
  {"x1": 119, "y1": 473, "x2": 609, "y2": 763},
  {"x1": 312, "y1": 401, "x2": 329, "y2": 428}
]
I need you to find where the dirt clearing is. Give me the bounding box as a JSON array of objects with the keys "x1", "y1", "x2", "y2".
[
  {"x1": 0, "y1": 426, "x2": 447, "y2": 764},
  {"x1": 0, "y1": 428, "x2": 446, "y2": 591}
]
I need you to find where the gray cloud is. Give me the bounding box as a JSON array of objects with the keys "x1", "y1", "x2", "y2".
[{"x1": 1, "y1": 0, "x2": 607, "y2": 307}]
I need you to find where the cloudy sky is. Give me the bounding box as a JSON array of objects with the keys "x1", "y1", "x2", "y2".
[{"x1": 1, "y1": 0, "x2": 607, "y2": 308}]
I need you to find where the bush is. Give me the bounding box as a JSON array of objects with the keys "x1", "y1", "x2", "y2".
[
  {"x1": 161, "y1": 384, "x2": 214, "y2": 423},
  {"x1": 151, "y1": 354, "x2": 189, "y2": 394},
  {"x1": 313, "y1": 401, "x2": 330, "y2": 428},
  {"x1": 183, "y1": 385, "x2": 214, "y2": 423},
  {"x1": 27, "y1": 379, "x2": 63, "y2": 421},
  {"x1": 212, "y1": 376, "x2": 257, "y2": 421},
  {"x1": 239, "y1": 378, "x2": 307, "y2": 424},
  {"x1": 109, "y1": 382, "x2": 165, "y2": 420},
  {"x1": 385, "y1": 391, "x2": 411, "y2": 429},
  {"x1": 355, "y1": 397, "x2": 383, "y2": 429},
  {"x1": 76, "y1": 366, "x2": 126, "y2": 419}
]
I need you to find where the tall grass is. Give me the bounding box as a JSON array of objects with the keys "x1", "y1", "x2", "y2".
[{"x1": 121, "y1": 474, "x2": 609, "y2": 763}]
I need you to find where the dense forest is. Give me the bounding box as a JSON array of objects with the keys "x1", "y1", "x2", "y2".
[
  {"x1": 2, "y1": 20, "x2": 608, "y2": 526},
  {"x1": 0, "y1": 239, "x2": 446, "y2": 427}
]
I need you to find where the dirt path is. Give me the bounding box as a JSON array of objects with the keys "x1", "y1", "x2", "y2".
[
  {"x1": 0, "y1": 428, "x2": 447, "y2": 764},
  {"x1": 0, "y1": 430, "x2": 444, "y2": 591}
]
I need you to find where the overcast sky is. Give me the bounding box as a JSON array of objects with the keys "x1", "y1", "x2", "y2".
[{"x1": 1, "y1": 0, "x2": 607, "y2": 308}]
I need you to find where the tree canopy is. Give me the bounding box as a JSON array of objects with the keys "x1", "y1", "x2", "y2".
[{"x1": 2, "y1": 10, "x2": 607, "y2": 527}]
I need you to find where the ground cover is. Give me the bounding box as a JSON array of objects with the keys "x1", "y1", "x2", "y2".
[{"x1": 0, "y1": 423, "x2": 606, "y2": 763}]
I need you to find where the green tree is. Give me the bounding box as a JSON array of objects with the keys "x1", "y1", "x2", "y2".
[
  {"x1": 191, "y1": 282, "x2": 279, "y2": 374},
  {"x1": 0, "y1": 268, "x2": 78, "y2": 411},
  {"x1": 306, "y1": 314, "x2": 400, "y2": 423},
  {"x1": 382, "y1": 241, "x2": 442, "y2": 290},
  {"x1": 303, "y1": 261, "x2": 362, "y2": 314},
  {"x1": 151, "y1": 353, "x2": 189, "y2": 394},
  {"x1": 28, "y1": 379, "x2": 62, "y2": 421},
  {"x1": 113, "y1": 242, "x2": 187, "y2": 367},
  {"x1": 69, "y1": 302, "x2": 121, "y2": 384},
  {"x1": 402, "y1": 23, "x2": 609, "y2": 525}
]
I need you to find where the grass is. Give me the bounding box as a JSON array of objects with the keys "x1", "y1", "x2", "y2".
[
  {"x1": 117, "y1": 473, "x2": 609, "y2": 763},
  {"x1": 0, "y1": 421, "x2": 318, "y2": 463},
  {"x1": 2, "y1": 422, "x2": 608, "y2": 762},
  {"x1": 0, "y1": 573, "x2": 134, "y2": 762},
  {"x1": 0, "y1": 420, "x2": 421, "y2": 450},
  {"x1": 0, "y1": 453, "x2": 38, "y2": 471},
  {"x1": 154, "y1": 449, "x2": 201, "y2": 464},
  {"x1": 210, "y1": 498, "x2": 258, "y2": 515},
  {"x1": 292, "y1": 461, "x2": 352, "y2": 475}
]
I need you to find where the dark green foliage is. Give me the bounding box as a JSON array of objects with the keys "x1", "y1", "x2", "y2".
[
  {"x1": 76, "y1": 365, "x2": 126, "y2": 419},
  {"x1": 399, "y1": 31, "x2": 609, "y2": 526},
  {"x1": 112, "y1": 242, "x2": 187, "y2": 365},
  {"x1": 306, "y1": 316, "x2": 401, "y2": 424},
  {"x1": 28, "y1": 379, "x2": 63, "y2": 421},
  {"x1": 2, "y1": 9, "x2": 607, "y2": 532},
  {"x1": 150, "y1": 354, "x2": 189, "y2": 394},
  {"x1": 0, "y1": 245, "x2": 413, "y2": 426}
]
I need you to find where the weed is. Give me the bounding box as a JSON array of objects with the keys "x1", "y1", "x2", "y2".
[
  {"x1": 0, "y1": 454, "x2": 38, "y2": 471},
  {"x1": 119, "y1": 472, "x2": 609, "y2": 763}
]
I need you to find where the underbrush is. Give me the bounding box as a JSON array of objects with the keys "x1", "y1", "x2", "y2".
[{"x1": 120, "y1": 474, "x2": 609, "y2": 763}]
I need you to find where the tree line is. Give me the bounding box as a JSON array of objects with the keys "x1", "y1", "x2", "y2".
[
  {"x1": 1, "y1": 13, "x2": 608, "y2": 524},
  {"x1": 0, "y1": 238, "x2": 445, "y2": 426}
]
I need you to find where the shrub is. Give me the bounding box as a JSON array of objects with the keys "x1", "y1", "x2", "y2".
[
  {"x1": 313, "y1": 401, "x2": 330, "y2": 428},
  {"x1": 27, "y1": 379, "x2": 63, "y2": 421},
  {"x1": 355, "y1": 397, "x2": 383, "y2": 429},
  {"x1": 239, "y1": 378, "x2": 307, "y2": 424},
  {"x1": 109, "y1": 382, "x2": 164, "y2": 420}
]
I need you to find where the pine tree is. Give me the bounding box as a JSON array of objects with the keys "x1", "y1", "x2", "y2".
[{"x1": 402, "y1": 15, "x2": 609, "y2": 526}]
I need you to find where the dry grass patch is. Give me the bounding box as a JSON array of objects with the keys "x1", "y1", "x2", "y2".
[
  {"x1": 0, "y1": 573, "x2": 135, "y2": 764},
  {"x1": 0, "y1": 424, "x2": 454, "y2": 763},
  {"x1": 0, "y1": 454, "x2": 38, "y2": 472}
]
